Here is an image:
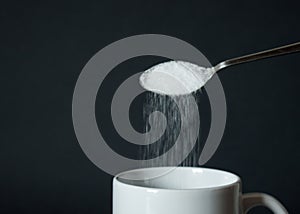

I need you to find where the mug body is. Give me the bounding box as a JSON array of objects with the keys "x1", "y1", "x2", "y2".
[{"x1": 113, "y1": 167, "x2": 242, "y2": 214}]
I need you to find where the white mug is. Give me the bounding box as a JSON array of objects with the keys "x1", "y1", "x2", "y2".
[{"x1": 113, "y1": 167, "x2": 288, "y2": 214}]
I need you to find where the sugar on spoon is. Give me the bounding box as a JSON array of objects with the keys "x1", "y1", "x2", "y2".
[{"x1": 139, "y1": 41, "x2": 300, "y2": 95}]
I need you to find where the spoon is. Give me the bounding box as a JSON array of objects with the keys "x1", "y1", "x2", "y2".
[{"x1": 140, "y1": 41, "x2": 300, "y2": 95}]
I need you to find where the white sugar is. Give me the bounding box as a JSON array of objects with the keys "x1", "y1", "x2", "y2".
[{"x1": 139, "y1": 60, "x2": 215, "y2": 95}]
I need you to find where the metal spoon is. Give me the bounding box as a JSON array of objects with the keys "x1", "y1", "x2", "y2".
[{"x1": 139, "y1": 41, "x2": 300, "y2": 95}]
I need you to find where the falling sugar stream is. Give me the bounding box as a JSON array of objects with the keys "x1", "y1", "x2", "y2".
[{"x1": 140, "y1": 92, "x2": 200, "y2": 169}]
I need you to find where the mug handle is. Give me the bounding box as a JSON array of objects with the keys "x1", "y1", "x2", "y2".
[{"x1": 242, "y1": 193, "x2": 288, "y2": 214}]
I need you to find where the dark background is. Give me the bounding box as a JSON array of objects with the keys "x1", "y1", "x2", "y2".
[{"x1": 1, "y1": 0, "x2": 300, "y2": 213}]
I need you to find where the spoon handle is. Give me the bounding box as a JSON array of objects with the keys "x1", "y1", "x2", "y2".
[{"x1": 214, "y1": 41, "x2": 300, "y2": 71}]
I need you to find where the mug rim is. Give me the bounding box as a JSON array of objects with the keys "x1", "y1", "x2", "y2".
[{"x1": 114, "y1": 167, "x2": 241, "y2": 192}]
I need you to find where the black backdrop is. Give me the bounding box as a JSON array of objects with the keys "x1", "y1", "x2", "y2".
[{"x1": 1, "y1": 0, "x2": 300, "y2": 213}]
